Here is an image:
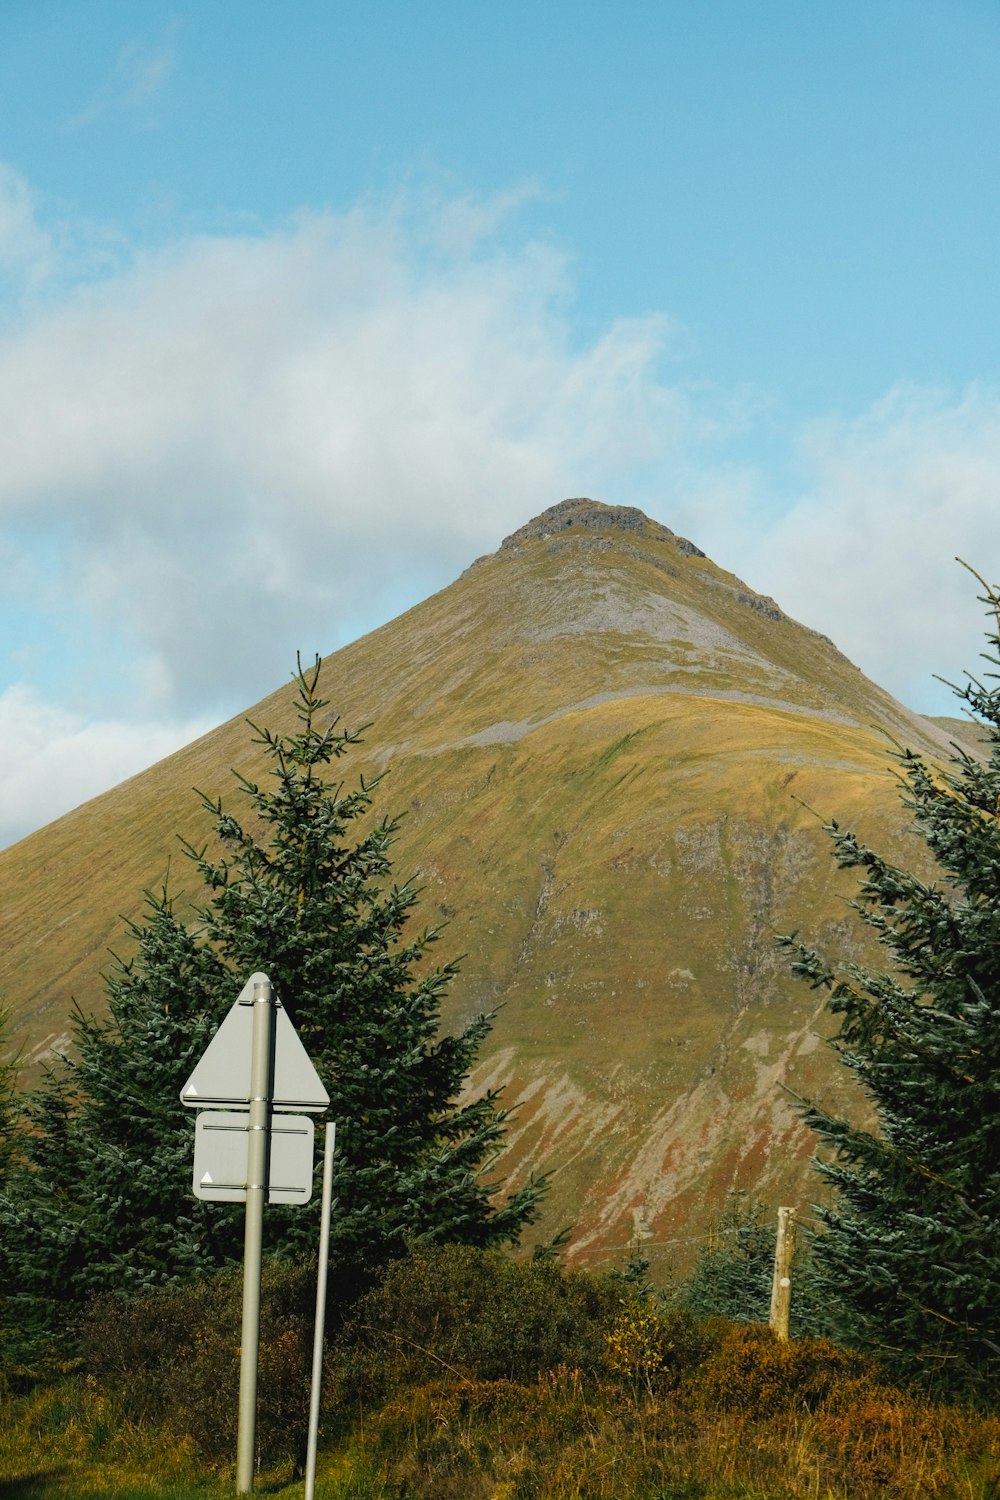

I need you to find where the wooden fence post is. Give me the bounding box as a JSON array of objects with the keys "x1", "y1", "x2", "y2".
[{"x1": 769, "y1": 1206, "x2": 796, "y2": 1341}]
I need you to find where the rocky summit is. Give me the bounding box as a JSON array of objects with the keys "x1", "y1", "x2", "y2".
[{"x1": 0, "y1": 499, "x2": 953, "y2": 1270}]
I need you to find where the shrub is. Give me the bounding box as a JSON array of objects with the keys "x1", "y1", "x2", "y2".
[
  {"x1": 339, "y1": 1242, "x2": 624, "y2": 1405},
  {"x1": 603, "y1": 1300, "x2": 710, "y2": 1395},
  {"x1": 694, "y1": 1321, "x2": 873, "y2": 1419},
  {"x1": 364, "y1": 1374, "x2": 612, "y2": 1498},
  {"x1": 79, "y1": 1258, "x2": 316, "y2": 1466},
  {"x1": 812, "y1": 1385, "x2": 1000, "y2": 1496}
]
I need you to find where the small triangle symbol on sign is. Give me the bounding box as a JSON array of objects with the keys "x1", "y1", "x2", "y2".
[{"x1": 201, "y1": 1172, "x2": 213, "y2": 1184}]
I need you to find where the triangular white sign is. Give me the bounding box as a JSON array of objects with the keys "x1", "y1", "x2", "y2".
[{"x1": 180, "y1": 972, "x2": 330, "y2": 1112}]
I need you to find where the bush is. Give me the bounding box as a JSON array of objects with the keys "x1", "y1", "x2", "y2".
[
  {"x1": 694, "y1": 1320, "x2": 873, "y2": 1418},
  {"x1": 339, "y1": 1242, "x2": 625, "y2": 1405},
  {"x1": 364, "y1": 1374, "x2": 612, "y2": 1496},
  {"x1": 603, "y1": 1300, "x2": 711, "y2": 1394},
  {"x1": 79, "y1": 1258, "x2": 316, "y2": 1466}
]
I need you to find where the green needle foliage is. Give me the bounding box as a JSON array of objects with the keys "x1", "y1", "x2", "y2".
[
  {"x1": 0, "y1": 1007, "x2": 18, "y2": 1211},
  {"x1": 779, "y1": 575, "x2": 1000, "y2": 1397},
  {"x1": 0, "y1": 657, "x2": 543, "y2": 1362},
  {"x1": 677, "y1": 1191, "x2": 775, "y2": 1324}
]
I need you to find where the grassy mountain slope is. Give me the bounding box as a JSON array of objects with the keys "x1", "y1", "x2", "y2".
[{"x1": 0, "y1": 499, "x2": 953, "y2": 1271}]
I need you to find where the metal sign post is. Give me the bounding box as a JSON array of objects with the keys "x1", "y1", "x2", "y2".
[
  {"x1": 236, "y1": 974, "x2": 275, "y2": 1495},
  {"x1": 304, "y1": 1122, "x2": 336, "y2": 1500},
  {"x1": 181, "y1": 972, "x2": 331, "y2": 1498}
]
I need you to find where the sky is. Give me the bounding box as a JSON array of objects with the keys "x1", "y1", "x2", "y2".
[{"x1": 2, "y1": 0, "x2": 1000, "y2": 849}]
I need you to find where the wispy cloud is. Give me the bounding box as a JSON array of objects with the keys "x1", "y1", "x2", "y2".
[
  {"x1": 0, "y1": 165, "x2": 54, "y2": 294},
  {"x1": 0, "y1": 685, "x2": 213, "y2": 852},
  {"x1": 729, "y1": 385, "x2": 1000, "y2": 711},
  {"x1": 68, "y1": 24, "x2": 178, "y2": 130}
]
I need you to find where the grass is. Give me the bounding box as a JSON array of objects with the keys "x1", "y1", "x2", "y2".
[
  {"x1": 0, "y1": 1379, "x2": 207, "y2": 1498},
  {"x1": 3, "y1": 1386, "x2": 998, "y2": 1500},
  {"x1": 3, "y1": 1342, "x2": 998, "y2": 1500}
]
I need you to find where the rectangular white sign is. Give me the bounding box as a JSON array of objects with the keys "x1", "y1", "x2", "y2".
[{"x1": 192, "y1": 1110, "x2": 315, "y2": 1204}]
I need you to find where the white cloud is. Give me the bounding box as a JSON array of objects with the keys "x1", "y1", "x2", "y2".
[
  {"x1": 734, "y1": 384, "x2": 1000, "y2": 712},
  {"x1": 0, "y1": 684, "x2": 212, "y2": 851},
  {"x1": 0, "y1": 190, "x2": 700, "y2": 718},
  {"x1": 0, "y1": 165, "x2": 53, "y2": 296}
]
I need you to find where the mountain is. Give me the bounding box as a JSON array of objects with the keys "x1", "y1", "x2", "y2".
[{"x1": 0, "y1": 498, "x2": 953, "y2": 1273}]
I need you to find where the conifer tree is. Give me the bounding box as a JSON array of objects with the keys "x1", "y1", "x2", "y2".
[
  {"x1": 0, "y1": 658, "x2": 542, "y2": 1355},
  {"x1": 0, "y1": 1008, "x2": 17, "y2": 1188},
  {"x1": 779, "y1": 576, "x2": 1000, "y2": 1396},
  {"x1": 677, "y1": 1192, "x2": 775, "y2": 1324}
]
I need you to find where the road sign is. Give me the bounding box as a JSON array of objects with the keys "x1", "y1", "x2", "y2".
[
  {"x1": 180, "y1": 972, "x2": 329, "y2": 1112},
  {"x1": 193, "y1": 1110, "x2": 315, "y2": 1204},
  {"x1": 182, "y1": 971, "x2": 329, "y2": 1495}
]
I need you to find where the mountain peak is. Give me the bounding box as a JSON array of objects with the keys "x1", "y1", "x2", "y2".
[
  {"x1": 0, "y1": 488, "x2": 959, "y2": 1270},
  {"x1": 497, "y1": 497, "x2": 706, "y2": 558}
]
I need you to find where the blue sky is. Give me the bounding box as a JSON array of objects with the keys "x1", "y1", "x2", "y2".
[{"x1": 2, "y1": 0, "x2": 1000, "y2": 847}]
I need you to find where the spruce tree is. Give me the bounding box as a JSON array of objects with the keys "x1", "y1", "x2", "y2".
[
  {"x1": 677, "y1": 1192, "x2": 776, "y2": 1324},
  {"x1": 0, "y1": 1008, "x2": 17, "y2": 1188},
  {"x1": 0, "y1": 658, "x2": 542, "y2": 1356},
  {"x1": 779, "y1": 576, "x2": 1000, "y2": 1396}
]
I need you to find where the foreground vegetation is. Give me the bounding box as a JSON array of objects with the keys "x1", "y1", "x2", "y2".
[
  {"x1": 2, "y1": 1245, "x2": 998, "y2": 1499},
  {"x1": 5, "y1": 1369, "x2": 998, "y2": 1499}
]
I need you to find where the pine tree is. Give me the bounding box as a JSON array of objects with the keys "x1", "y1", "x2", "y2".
[
  {"x1": 779, "y1": 576, "x2": 1000, "y2": 1396},
  {"x1": 0, "y1": 658, "x2": 543, "y2": 1356},
  {"x1": 0, "y1": 1007, "x2": 17, "y2": 1188},
  {"x1": 677, "y1": 1192, "x2": 776, "y2": 1324}
]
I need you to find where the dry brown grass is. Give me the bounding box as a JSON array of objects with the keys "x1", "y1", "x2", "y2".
[
  {"x1": 355, "y1": 1367, "x2": 1000, "y2": 1499},
  {"x1": 3, "y1": 1353, "x2": 997, "y2": 1499}
]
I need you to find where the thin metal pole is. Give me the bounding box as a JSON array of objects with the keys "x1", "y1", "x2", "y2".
[
  {"x1": 304, "y1": 1122, "x2": 336, "y2": 1500},
  {"x1": 237, "y1": 975, "x2": 275, "y2": 1495}
]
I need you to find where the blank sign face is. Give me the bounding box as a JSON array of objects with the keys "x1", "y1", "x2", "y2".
[
  {"x1": 180, "y1": 987, "x2": 329, "y2": 1112},
  {"x1": 192, "y1": 1111, "x2": 315, "y2": 1205}
]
